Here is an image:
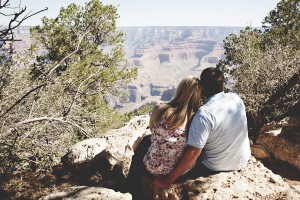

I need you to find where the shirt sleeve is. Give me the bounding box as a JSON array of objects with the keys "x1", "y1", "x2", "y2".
[{"x1": 187, "y1": 109, "x2": 212, "y2": 148}]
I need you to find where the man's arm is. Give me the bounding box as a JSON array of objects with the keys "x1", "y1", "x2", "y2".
[
  {"x1": 153, "y1": 109, "x2": 210, "y2": 189},
  {"x1": 153, "y1": 145, "x2": 202, "y2": 189}
]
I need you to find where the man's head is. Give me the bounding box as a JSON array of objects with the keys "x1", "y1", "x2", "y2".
[{"x1": 200, "y1": 67, "x2": 224, "y2": 98}]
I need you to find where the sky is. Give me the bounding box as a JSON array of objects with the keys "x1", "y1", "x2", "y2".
[{"x1": 2, "y1": 0, "x2": 280, "y2": 27}]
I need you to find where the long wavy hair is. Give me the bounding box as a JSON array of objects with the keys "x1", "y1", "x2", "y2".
[{"x1": 151, "y1": 76, "x2": 202, "y2": 130}]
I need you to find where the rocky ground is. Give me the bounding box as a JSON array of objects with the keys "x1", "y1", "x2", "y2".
[{"x1": 1, "y1": 115, "x2": 299, "y2": 200}]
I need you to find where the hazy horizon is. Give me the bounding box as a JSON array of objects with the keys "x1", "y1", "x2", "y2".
[{"x1": 0, "y1": 0, "x2": 280, "y2": 27}]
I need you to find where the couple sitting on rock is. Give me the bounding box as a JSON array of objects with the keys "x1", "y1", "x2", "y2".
[{"x1": 126, "y1": 67, "x2": 251, "y2": 196}]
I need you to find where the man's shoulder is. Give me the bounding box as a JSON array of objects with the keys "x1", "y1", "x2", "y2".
[
  {"x1": 224, "y1": 92, "x2": 241, "y2": 98},
  {"x1": 197, "y1": 105, "x2": 215, "y2": 123},
  {"x1": 219, "y1": 92, "x2": 244, "y2": 104},
  {"x1": 200, "y1": 92, "x2": 244, "y2": 113}
]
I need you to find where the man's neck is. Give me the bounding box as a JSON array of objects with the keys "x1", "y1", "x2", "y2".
[
  {"x1": 205, "y1": 91, "x2": 224, "y2": 102},
  {"x1": 205, "y1": 91, "x2": 223, "y2": 99}
]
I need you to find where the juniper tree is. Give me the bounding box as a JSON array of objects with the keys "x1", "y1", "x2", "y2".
[
  {"x1": 0, "y1": 0, "x2": 137, "y2": 173},
  {"x1": 217, "y1": 0, "x2": 300, "y2": 138}
]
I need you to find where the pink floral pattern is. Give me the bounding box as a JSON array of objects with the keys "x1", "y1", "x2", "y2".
[{"x1": 143, "y1": 120, "x2": 187, "y2": 176}]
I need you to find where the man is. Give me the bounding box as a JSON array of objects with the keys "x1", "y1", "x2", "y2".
[{"x1": 154, "y1": 67, "x2": 251, "y2": 189}]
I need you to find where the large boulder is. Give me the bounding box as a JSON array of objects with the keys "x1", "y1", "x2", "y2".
[
  {"x1": 256, "y1": 117, "x2": 300, "y2": 170},
  {"x1": 61, "y1": 138, "x2": 108, "y2": 165},
  {"x1": 60, "y1": 115, "x2": 150, "y2": 183},
  {"x1": 139, "y1": 156, "x2": 300, "y2": 200},
  {"x1": 45, "y1": 157, "x2": 300, "y2": 200},
  {"x1": 41, "y1": 186, "x2": 132, "y2": 200},
  {"x1": 53, "y1": 115, "x2": 300, "y2": 200}
]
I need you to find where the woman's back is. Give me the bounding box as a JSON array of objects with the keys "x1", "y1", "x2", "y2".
[
  {"x1": 144, "y1": 119, "x2": 187, "y2": 176},
  {"x1": 143, "y1": 76, "x2": 202, "y2": 176}
]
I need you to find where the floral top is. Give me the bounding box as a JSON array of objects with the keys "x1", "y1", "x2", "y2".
[{"x1": 143, "y1": 120, "x2": 187, "y2": 176}]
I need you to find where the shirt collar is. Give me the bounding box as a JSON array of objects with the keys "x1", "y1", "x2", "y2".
[{"x1": 205, "y1": 92, "x2": 225, "y2": 103}]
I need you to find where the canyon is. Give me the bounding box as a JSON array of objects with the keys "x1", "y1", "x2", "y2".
[
  {"x1": 7, "y1": 26, "x2": 243, "y2": 113},
  {"x1": 118, "y1": 26, "x2": 243, "y2": 112}
]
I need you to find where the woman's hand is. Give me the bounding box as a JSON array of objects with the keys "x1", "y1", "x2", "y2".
[{"x1": 153, "y1": 176, "x2": 172, "y2": 189}]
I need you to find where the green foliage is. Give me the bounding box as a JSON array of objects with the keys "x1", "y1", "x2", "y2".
[
  {"x1": 124, "y1": 103, "x2": 154, "y2": 121},
  {"x1": 222, "y1": 27, "x2": 263, "y2": 66},
  {"x1": 136, "y1": 104, "x2": 153, "y2": 115},
  {"x1": 218, "y1": 0, "x2": 300, "y2": 134},
  {"x1": 263, "y1": 0, "x2": 300, "y2": 50},
  {"x1": 0, "y1": 0, "x2": 137, "y2": 173}
]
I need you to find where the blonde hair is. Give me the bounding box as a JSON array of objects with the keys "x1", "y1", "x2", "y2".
[{"x1": 151, "y1": 76, "x2": 202, "y2": 130}]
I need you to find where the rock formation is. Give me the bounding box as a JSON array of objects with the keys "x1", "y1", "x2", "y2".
[
  {"x1": 141, "y1": 156, "x2": 299, "y2": 200},
  {"x1": 42, "y1": 115, "x2": 300, "y2": 200},
  {"x1": 256, "y1": 117, "x2": 300, "y2": 170},
  {"x1": 8, "y1": 26, "x2": 243, "y2": 112},
  {"x1": 160, "y1": 87, "x2": 176, "y2": 101},
  {"x1": 41, "y1": 187, "x2": 131, "y2": 200}
]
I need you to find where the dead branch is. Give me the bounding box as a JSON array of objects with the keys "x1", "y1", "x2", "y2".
[
  {"x1": 0, "y1": 0, "x2": 10, "y2": 10},
  {"x1": 0, "y1": 83, "x2": 47, "y2": 119},
  {"x1": 0, "y1": 0, "x2": 48, "y2": 41},
  {"x1": 18, "y1": 116, "x2": 92, "y2": 138},
  {"x1": 63, "y1": 68, "x2": 102, "y2": 117},
  {"x1": 0, "y1": 31, "x2": 90, "y2": 119}
]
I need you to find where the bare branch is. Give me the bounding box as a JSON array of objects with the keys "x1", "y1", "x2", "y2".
[
  {"x1": 0, "y1": 0, "x2": 48, "y2": 42},
  {"x1": 17, "y1": 116, "x2": 92, "y2": 138},
  {"x1": 0, "y1": 83, "x2": 46, "y2": 119},
  {"x1": 0, "y1": 1, "x2": 10, "y2": 10},
  {"x1": 63, "y1": 68, "x2": 102, "y2": 117}
]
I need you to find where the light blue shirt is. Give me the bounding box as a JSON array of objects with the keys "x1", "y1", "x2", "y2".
[{"x1": 188, "y1": 92, "x2": 251, "y2": 171}]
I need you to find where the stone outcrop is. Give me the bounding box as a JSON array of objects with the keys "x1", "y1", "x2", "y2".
[
  {"x1": 256, "y1": 117, "x2": 300, "y2": 170},
  {"x1": 61, "y1": 138, "x2": 108, "y2": 165},
  {"x1": 160, "y1": 87, "x2": 176, "y2": 101},
  {"x1": 150, "y1": 84, "x2": 170, "y2": 96},
  {"x1": 9, "y1": 26, "x2": 244, "y2": 112},
  {"x1": 139, "y1": 156, "x2": 300, "y2": 200},
  {"x1": 61, "y1": 115, "x2": 150, "y2": 182},
  {"x1": 104, "y1": 94, "x2": 123, "y2": 109},
  {"x1": 43, "y1": 115, "x2": 300, "y2": 200},
  {"x1": 41, "y1": 186, "x2": 132, "y2": 200},
  {"x1": 250, "y1": 144, "x2": 271, "y2": 160},
  {"x1": 127, "y1": 85, "x2": 142, "y2": 103}
]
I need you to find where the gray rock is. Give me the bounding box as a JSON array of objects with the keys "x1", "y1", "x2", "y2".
[
  {"x1": 41, "y1": 186, "x2": 132, "y2": 200},
  {"x1": 61, "y1": 138, "x2": 108, "y2": 166},
  {"x1": 53, "y1": 115, "x2": 300, "y2": 200},
  {"x1": 128, "y1": 85, "x2": 142, "y2": 103},
  {"x1": 60, "y1": 115, "x2": 150, "y2": 182},
  {"x1": 140, "y1": 156, "x2": 300, "y2": 200}
]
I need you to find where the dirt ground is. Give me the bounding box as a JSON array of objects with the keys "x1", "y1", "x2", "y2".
[{"x1": 0, "y1": 160, "x2": 299, "y2": 200}]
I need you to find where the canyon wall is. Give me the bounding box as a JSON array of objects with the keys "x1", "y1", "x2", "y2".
[{"x1": 6, "y1": 26, "x2": 243, "y2": 113}]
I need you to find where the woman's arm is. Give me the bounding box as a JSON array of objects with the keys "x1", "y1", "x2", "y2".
[{"x1": 153, "y1": 145, "x2": 202, "y2": 189}]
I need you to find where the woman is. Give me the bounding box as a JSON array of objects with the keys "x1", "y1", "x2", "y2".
[
  {"x1": 144, "y1": 76, "x2": 202, "y2": 176},
  {"x1": 125, "y1": 76, "x2": 202, "y2": 197}
]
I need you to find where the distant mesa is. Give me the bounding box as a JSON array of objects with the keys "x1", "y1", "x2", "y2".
[
  {"x1": 132, "y1": 38, "x2": 217, "y2": 64},
  {"x1": 7, "y1": 26, "x2": 244, "y2": 113},
  {"x1": 161, "y1": 87, "x2": 176, "y2": 101}
]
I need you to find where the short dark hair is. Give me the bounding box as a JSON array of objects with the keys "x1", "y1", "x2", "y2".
[{"x1": 200, "y1": 67, "x2": 224, "y2": 97}]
